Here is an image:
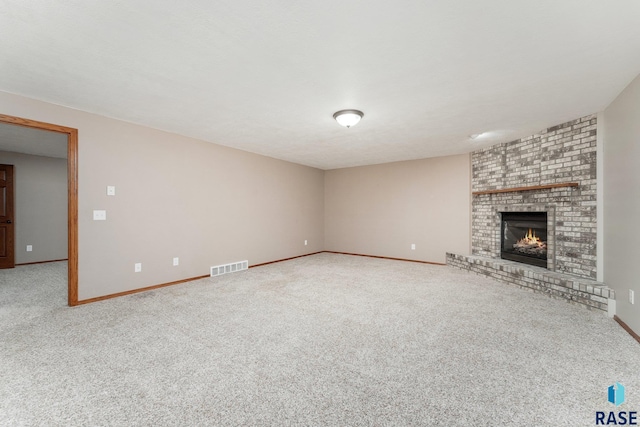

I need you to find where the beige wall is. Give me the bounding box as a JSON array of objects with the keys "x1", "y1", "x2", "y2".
[
  {"x1": 0, "y1": 91, "x2": 324, "y2": 301},
  {"x1": 603, "y1": 73, "x2": 640, "y2": 332},
  {"x1": 0, "y1": 151, "x2": 67, "y2": 264},
  {"x1": 324, "y1": 154, "x2": 471, "y2": 264}
]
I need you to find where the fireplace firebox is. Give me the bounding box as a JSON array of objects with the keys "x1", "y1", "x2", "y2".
[{"x1": 501, "y1": 212, "x2": 548, "y2": 268}]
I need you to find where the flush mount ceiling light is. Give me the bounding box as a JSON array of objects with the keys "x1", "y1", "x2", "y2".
[{"x1": 333, "y1": 109, "x2": 364, "y2": 128}]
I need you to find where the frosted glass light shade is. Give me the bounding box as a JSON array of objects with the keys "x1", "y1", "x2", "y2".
[{"x1": 333, "y1": 109, "x2": 363, "y2": 128}]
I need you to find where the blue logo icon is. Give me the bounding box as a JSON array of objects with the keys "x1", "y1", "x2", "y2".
[{"x1": 608, "y1": 382, "x2": 625, "y2": 407}]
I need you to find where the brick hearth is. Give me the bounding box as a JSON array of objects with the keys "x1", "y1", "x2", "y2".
[{"x1": 447, "y1": 253, "x2": 614, "y2": 312}]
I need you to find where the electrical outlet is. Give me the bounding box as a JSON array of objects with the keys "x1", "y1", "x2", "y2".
[
  {"x1": 107, "y1": 186, "x2": 116, "y2": 196},
  {"x1": 93, "y1": 210, "x2": 107, "y2": 220},
  {"x1": 26, "y1": 245, "x2": 33, "y2": 252},
  {"x1": 630, "y1": 289, "x2": 635, "y2": 305},
  {"x1": 134, "y1": 263, "x2": 142, "y2": 273},
  {"x1": 173, "y1": 257, "x2": 179, "y2": 266},
  {"x1": 411, "y1": 244, "x2": 416, "y2": 250},
  {"x1": 304, "y1": 240, "x2": 308, "y2": 246}
]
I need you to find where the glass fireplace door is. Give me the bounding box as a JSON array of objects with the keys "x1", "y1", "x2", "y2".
[{"x1": 501, "y1": 212, "x2": 548, "y2": 268}]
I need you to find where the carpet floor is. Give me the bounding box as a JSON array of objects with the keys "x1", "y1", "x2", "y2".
[{"x1": 0, "y1": 253, "x2": 638, "y2": 426}]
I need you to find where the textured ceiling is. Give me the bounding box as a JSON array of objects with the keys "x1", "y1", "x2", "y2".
[{"x1": 1, "y1": 1, "x2": 639, "y2": 170}]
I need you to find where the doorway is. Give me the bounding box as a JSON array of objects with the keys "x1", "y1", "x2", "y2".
[{"x1": 0, "y1": 114, "x2": 78, "y2": 306}]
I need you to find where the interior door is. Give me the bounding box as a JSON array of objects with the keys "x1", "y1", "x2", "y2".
[{"x1": 0, "y1": 164, "x2": 15, "y2": 269}]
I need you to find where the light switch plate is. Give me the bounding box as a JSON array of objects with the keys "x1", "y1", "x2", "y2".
[
  {"x1": 134, "y1": 263, "x2": 142, "y2": 273},
  {"x1": 107, "y1": 186, "x2": 116, "y2": 196},
  {"x1": 93, "y1": 210, "x2": 107, "y2": 220},
  {"x1": 173, "y1": 257, "x2": 179, "y2": 266},
  {"x1": 411, "y1": 244, "x2": 416, "y2": 250}
]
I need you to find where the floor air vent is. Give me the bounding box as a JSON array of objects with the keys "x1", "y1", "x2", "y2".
[{"x1": 210, "y1": 260, "x2": 249, "y2": 277}]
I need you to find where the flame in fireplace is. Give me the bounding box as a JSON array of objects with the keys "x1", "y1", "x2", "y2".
[{"x1": 517, "y1": 228, "x2": 543, "y2": 247}]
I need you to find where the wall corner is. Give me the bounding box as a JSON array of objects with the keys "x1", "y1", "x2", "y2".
[{"x1": 597, "y1": 111, "x2": 604, "y2": 282}]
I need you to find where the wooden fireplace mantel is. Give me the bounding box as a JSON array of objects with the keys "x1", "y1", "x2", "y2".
[{"x1": 472, "y1": 182, "x2": 579, "y2": 196}]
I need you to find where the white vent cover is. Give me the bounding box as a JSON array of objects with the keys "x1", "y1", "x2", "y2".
[{"x1": 210, "y1": 260, "x2": 249, "y2": 277}]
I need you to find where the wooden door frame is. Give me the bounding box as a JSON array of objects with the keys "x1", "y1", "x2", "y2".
[
  {"x1": 0, "y1": 114, "x2": 79, "y2": 306},
  {"x1": 0, "y1": 165, "x2": 15, "y2": 268}
]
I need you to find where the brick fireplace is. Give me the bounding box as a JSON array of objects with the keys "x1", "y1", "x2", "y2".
[
  {"x1": 447, "y1": 114, "x2": 614, "y2": 312},
  {"x1": 471, "y1": 114, "x2": 597, "y2": 279}
]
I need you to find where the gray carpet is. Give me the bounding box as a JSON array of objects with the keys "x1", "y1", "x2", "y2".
[{"x1": 0, "y1": 253, "x2": 638, "y2": 426}]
